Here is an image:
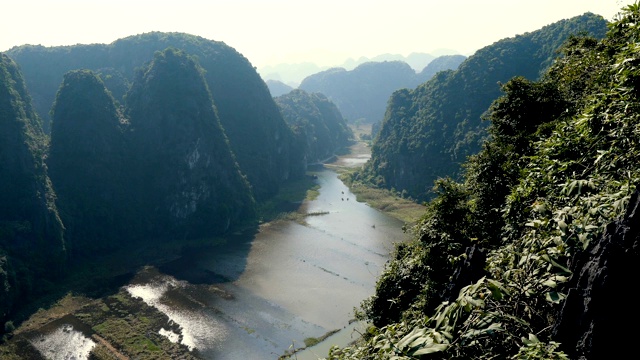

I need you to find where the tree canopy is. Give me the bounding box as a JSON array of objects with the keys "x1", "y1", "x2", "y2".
[
  {"x1": 330, "y1": 5, "x2": 640, "y2": 359},
  {"x1": 355, "y1": 13, "x2": 608, "y2": 202}
]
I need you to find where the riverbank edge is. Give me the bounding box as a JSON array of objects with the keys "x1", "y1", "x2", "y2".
[
  {"x1": 0, "y1": 172, "x2": 325, "y2": 358},
  {"x1": 323, "y1": 127, "x2": 426, "y2": 228},
  {"x1": 0, "y1": 126, "x2": 427, "y2": 359}
]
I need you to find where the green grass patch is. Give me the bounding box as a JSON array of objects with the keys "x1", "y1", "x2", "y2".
[
  {"x1": 274, "y1": 210, "x2": 330, "y2": 225},
  {"x1": 337, "y1": 170, "x2": 426, "y2": 226},
  {"x1": 242, "y1": 326, "x2": 256, "y2": 335},
  {"x1": 304, "y1": 337, "x2": 320, "y2": 347}
]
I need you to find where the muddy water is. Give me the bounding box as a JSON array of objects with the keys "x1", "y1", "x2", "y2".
[
  {"x1": 126, "y1": 167, "x2": 407, "y2": 359},
  {"x1": 32, "y1": 162, "x2": 409, "y2": 359}
]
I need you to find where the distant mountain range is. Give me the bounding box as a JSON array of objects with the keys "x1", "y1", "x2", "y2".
[
  {"x1": 265, "y1": 55, "x2": 466, "y2": 127},
  {"x1": 259, "y1": 49, "x2": 461, "y2": 86},
  {"x1": 358, "y1": 12, "x2": 609, "y2": 202}
]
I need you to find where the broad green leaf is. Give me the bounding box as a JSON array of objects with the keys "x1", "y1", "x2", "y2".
[
  {"x1": 397, "y1": 327, "x2": 426, "y2": 349},
  {"x1": 412, "y1": 343, "x2": 449, "y2": 355},
  {"x1": 546, "y1": 291, "x2": 566, "y2": 304}
]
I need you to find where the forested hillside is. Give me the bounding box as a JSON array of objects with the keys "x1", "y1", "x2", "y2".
[
  {"x1": 6, "y1": 32, "x2": 296, "y2": 200},
  {"x1": 0, "y1": 54, "x2": 66, "y2": 332},
  {"x1": 47, "y1": 69, "x2": 131, "y2": 254},
  {"x1": 47, "y1": 48, "x2": 256, "y2": 259},
  {"x1": 299, "y1": 57, "x2": 464, "y2": 125},
  {"x1": 356, "y1": 12, "x2": 608, "y2": 202},
  {"x1": 0, "y1": 33, "x2": 360, "y2": 333},
  {"x1": 124, "y1": 48, "x2": 256, "y2": 240},
  {"x1": 329, "y1": 4, "x2": 640, "y2": 359},
  {"x1": 275, "y1": 89, "x2": 353, "y2": 164},
  {"x1": 0, "y1": 47, "x2": 262, "y2": 332}
]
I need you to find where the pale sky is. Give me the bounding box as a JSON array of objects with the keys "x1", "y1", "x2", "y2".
[{"x1": 1, "y1": 0, "x2": 635, "y2": 69}]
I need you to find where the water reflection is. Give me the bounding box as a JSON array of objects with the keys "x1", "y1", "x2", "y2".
[
  {"x1": 30, "y1": 166, "x2": 409, "y2": 360},
  {"x1": 124, "y1": 167, "x2": 409, "y2": 359},
  {"x1": 125, "y1": 274, "x2": 228, "y2": 351},
  {"x1": 29, "y1": 323, "x2": 95, "y2": 360}
]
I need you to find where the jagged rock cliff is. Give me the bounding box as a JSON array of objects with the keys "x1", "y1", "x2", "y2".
[
  {"x1": 6, "y1": 32, "x2": 297, "y2": 201},
  {"x1": 553, "y1": 188, "x2": 640, "y2": 359},
  {"x1": 125, "y1": 48, "x2": 256, "y2": 239}
]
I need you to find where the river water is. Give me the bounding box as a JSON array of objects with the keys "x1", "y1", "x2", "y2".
[{"x1": 30, "y1": 160, "x2": 410, "y2": 359}]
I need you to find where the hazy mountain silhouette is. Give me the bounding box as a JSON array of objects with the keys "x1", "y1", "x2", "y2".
[
  {"x1": 298, "y1": 56, "x2": 465, "y2": 124},
  {"x1": 266, "y1": 79, "x2": 294, "y2": 97},
  {"x1": 259, "y1": 50, "x2": 461, "y2": 86}
]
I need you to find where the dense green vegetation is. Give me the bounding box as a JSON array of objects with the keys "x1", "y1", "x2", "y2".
[
  {"x1": 0, "y1": 54, "x2": 66, "y2": 336},
  {"x1": 0, "y1": 34, "x2": 360, "y2": 341},
  {"x1": 355, "y1": 13, "x2": 608, "y2": 202},
  {"x1": 328, "y1": 4, "x2": 640, "y2": 359},
  {"x1": 3, "y1": 5, "x2": 639, "y2": 359},
  {"x1": 47, "y1": 69, "x2": 131, "y2": 255},
  {"x1": 124, "y1": 48, "x2": 256, "y2": 240},
  {"x1": 47, "y1": 49, "x2": 258, "y2": 256},
  {"x1": 299, "y1": 57, "x2": 465, "y2": 125},
  {"x1": 275, "y1": 89, "x2": 353, "y2": 164},
  {"x1": 6, "y1": 32, "x2": 297, "y2": 201},
  {"x1": 0, "y1": 46, "x2": 262, "y2": 336}
]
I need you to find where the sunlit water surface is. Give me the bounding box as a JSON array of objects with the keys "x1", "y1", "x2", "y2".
[
  {"x1": 29, "y1": 322, "x2": 95, "y2": 360},
  {"x1": 34, "y1": 166, "x2": 409, "y2": 359}
]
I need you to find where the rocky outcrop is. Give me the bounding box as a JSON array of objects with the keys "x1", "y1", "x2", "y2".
[
  {"x1": 553, "y1": 188, "x2": 640, "y2": 359},
  {"x1": 441, "y1": 245, "x2": 487, "y2": 304},
  {"x1": 7, "y1": 32, "x2": 298, "y2": 201},
  {"x1": 126, "y1": 48, "x2": 256, "y2": 240},
  {"x1": 0, "y1": 54, "x2": 65, "y2": 257}
]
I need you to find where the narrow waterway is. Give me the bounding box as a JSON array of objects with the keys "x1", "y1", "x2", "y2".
[
  {"x1": 28, "y1": 146, "x2": 411, "y2": 359},
  {"x1": 124, "y1": 166, "x2": 409, "y2": 359}
]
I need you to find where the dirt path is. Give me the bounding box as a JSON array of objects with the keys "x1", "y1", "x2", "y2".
[{"x1": 92, "y1": 334, "x2": 130, "y2": 360}]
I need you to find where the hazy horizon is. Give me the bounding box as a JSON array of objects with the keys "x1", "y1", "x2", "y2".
[{"x1": 2, "y1": 1, "x2": 634, "y2": 69}]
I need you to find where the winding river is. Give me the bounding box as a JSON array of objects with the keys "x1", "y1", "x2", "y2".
[{"x1": 29, "y1": 152, "x2": 411, "y2": 359}]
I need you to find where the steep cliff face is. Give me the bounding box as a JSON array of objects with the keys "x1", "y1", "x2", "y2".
[
  {"x1": 47, "y1": 69, "x2": 130, "y2": 254},
  {"x1": 0, "y1": 54, "x2": 65, "y2": 324},
  {"x1": 553, "y1": 188, "x2": 640, "y2": 359},
  {"x1": 110, "y1": 32, "x2": 297, "y2": 200},
  {"x1": 7, "y1": 32, "x2": 297, "y2": 201},
  {"x1": 126, "y1": 48, "x2": 256, "y2": 239}
]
